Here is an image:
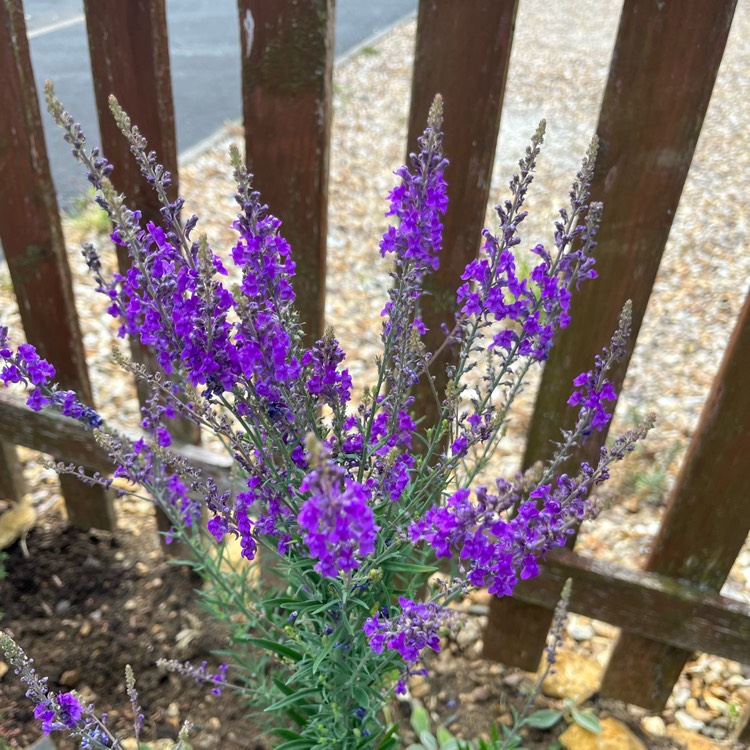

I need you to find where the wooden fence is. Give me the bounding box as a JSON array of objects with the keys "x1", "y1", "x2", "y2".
[{"x1": 0, "y1": 0, "x2": 748, "y2": 733}]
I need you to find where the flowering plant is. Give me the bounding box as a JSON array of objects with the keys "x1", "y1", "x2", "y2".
[{"x1": 0, "y1": 89, "x2": 652, "y2": 749}]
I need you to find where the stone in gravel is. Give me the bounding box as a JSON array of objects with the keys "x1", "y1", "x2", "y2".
[
  {"x1": 455, "y1": 617, "x2": 483, "y2": 649},
  {"x1": 541, "y1": 651, "x2": 602, "y2": 704},
  {"x1": 502, "y1": 671, "x2": 527, "y2": 689},
  {"x1": 685, "y1": 698, "x2": 713, "y2": 723},
  {"x1": 59, "y1": 668, "x2": 81, "y2": 687},
  {"x1": 467, "y1": 685, "x2": 492, "y2": 703},
  {"x1": 559, "y1": 717, "x2": 646, "y2": 750},
  {"x1": 674, "y1": 708, "x2": 705, "y2": 732},
  {"x1": 78, "y1": 620, "x2": 91, "y2": 636},
  {"x1": 468, "y1": 588, "x2": 491, "y2": 606},
  {"x1": 591, "y1": 620, "x2": 618, "y2": 639},
  {"x1": 703, "y1": 695, "x2": 728, "y2": 715},
  {"x1": 666, "y1": 725, "x2": 722, "y2": 749},
  {"x1": 567, "y1": 621, "x2": 595, "y2": 641},
  {"x1": 641, "y1": 715, "x2": 666, "y2": 736},
  {"x1": 0, "y1": 660, "x2": 7, "y2": 680},
  {"x1": 409, "y1": 675, "x2": 430, "y2": 699},
  {"x1": 672, "y1": 686, "x2": 691, "y2": 707}
]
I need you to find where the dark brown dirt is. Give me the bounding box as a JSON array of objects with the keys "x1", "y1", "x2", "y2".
[{"x1": 0, "y1": 510, "x2": 265, "y2": 750}]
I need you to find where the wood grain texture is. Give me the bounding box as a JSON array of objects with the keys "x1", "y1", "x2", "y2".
[
  {"x1": 484, "y1": 0, "x2": 738, "y2": 677},
  {"x1": 84, "y1": 0, "x2": 177, "y2": 223},
  {"x1": 238, "y1": 0, "x2": 334, "y2": 346},
  {"x1": 490, "y1": 547, "x2": 750, "y2": 665},
  {"x1": 0, "y1": 441, "x2": 25, "y2": 501},
  {"x1": 0, "y1": 0, "x2": 114, "y2": 529},
  {"x1": 407, "y1": 0, "x2": 518, "y2": 431},
  {"x1": 0, "y1": 390, "x2": 233, "y2": 484}
]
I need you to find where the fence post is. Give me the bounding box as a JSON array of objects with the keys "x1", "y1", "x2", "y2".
[
  {"x1": 83, "y1": 0, "x2": 198, "y2": 446},
  {"x1": 600, "y1": 287, "x2": 750, "y2": 709},
  {"x1": 0, "y1": 442, "x2": 25, "y2": 500},
  {"x1": 484, "y1": 0, "x2": 737, "y2": 670},
  {"x1": 0, "y1": 0, "x2": 115, "y2": 530},
  {"x1": 407, "y1": 0, "x2": 518, "y2": 431},
  {"x1": 237, "y1": 0, "x2": 334, "y2": 347}
]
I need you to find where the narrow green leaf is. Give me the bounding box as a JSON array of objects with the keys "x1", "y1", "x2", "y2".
[
  {"x1": 436, "y1": 726, "x2": 453, "y2": 744},
  {"x1": 243, "y1": 637, "x2": 303, "y2": 662},
  {"x1": 265, "y1": 686, "x2": 319, "y2": 712},
  {"x1": 411, "y1": 705, "x2": 431, "y2": 735},
  {"x1": 311, "y1": 634, "x2": 339, "y2": 673},
  {"x1": 420, "y1": 731, "x2": 438, "y2": 750},
  {"x1": 276, "y1": 740, "x2": 312, "y2": 750},
  {"x1": 273, "y1": 728, "x2": 302, "y2": 741},
  {"x1": 525, "y1": 709, "x2": 563, "y2": 730},
  {"x1": 571, "y1": 708, "x2": 602, "y2": 734},
  {"x1": 377, "y1": 722, "x2": 401, "y2": 750},
  {"x1": 381, "y1": 560, "x2": 438, "y2": 574}
]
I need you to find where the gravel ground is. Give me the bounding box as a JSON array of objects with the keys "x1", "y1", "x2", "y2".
[{"x1": 1, "y1": 0, "x2": 749, "y2": 745}]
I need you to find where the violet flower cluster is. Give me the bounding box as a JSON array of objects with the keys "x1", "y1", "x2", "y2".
[
  {"x1": 0, "y1": 326, "x2": 102, "y2": 426},
  {"x1": 298, "y1": 456, "x2": 377, "y2": 577},
  {"x1": 364, "y1": 596, "x2": 455, "y2": 668},
  {"x1": 0, "y1": 633, "x2": 115, "y2": 748},
  {"x1": 0, "y1": 89, "x2": 655, "y2": 747}
]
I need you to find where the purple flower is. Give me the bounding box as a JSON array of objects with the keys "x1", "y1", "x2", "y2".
[
  {"x1": 302, "y1": 330, "x2": 352, "y2": 411},
  {"x1": 16, "y1": 343, "x2": 56, "y2": 384},
  {"x1": 34, "y1": 704, "x2": 57, "y2": 735},
  {"x1": 57, "y1": 692, "x2": 84, "y2": 728},
  {"x1": 157, "y1": 659, "x2": 229, "y2": 695},
  {"x1": 298, "y1": 462, "x2": 377, "y2": 577},
  {"x1": 568, "y1": 371, "x2": 617, "y2": 430},
  {"x1": 0, "y1": 329, "x2": 102, "y2": 424},
  {"x1": 33, "y1": 692, "x2": 83, "y2": 735},
  {"x1": 567, "y1": 301, "x2": 631, "y2": 435},
  {"x1": 363, "y1": 597, "x2": 452, "y2": 664}
]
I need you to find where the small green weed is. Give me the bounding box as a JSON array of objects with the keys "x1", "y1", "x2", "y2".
[
  {"x1": 620, "y1": 440, "x2": 682, "y2": 505},
  {"x1": 63, "y1": 187, "x2": 112, "y2": 236}
]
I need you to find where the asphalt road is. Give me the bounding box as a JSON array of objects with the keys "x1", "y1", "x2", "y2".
[{"x1": 22, "y1": 0, "x2": 417, "y2": 210}]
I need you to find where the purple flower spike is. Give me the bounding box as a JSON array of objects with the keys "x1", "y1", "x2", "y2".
[
  {"x1": 378, "y1": 103, "x2": 448, "y2": 276},
  {"x1": 363, "y1": 597, "x2": 453, "y2": 665},
  {"x1": 298, "y1": 460, "x2": 377, "y2": 578}
]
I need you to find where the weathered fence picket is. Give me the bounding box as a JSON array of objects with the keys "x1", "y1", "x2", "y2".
[
  {"x1": 0, "y1": 0, "x2": 114, "y2": 529},
  {"x1": 601, "y1": 286, "x2": 750, "y2": 710},
  {"x1": 238, "y1": 0, "x2": 334, "y2": 348},
  {"x1": 84, "y1": 0, "x2": 200, "y2": 448},
  {"x1": 407, "y1": 0, "x2": 518, "y2": 429},
  {"x1": 0, "y1": 0, "x2": 747, "y2": 721}
]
